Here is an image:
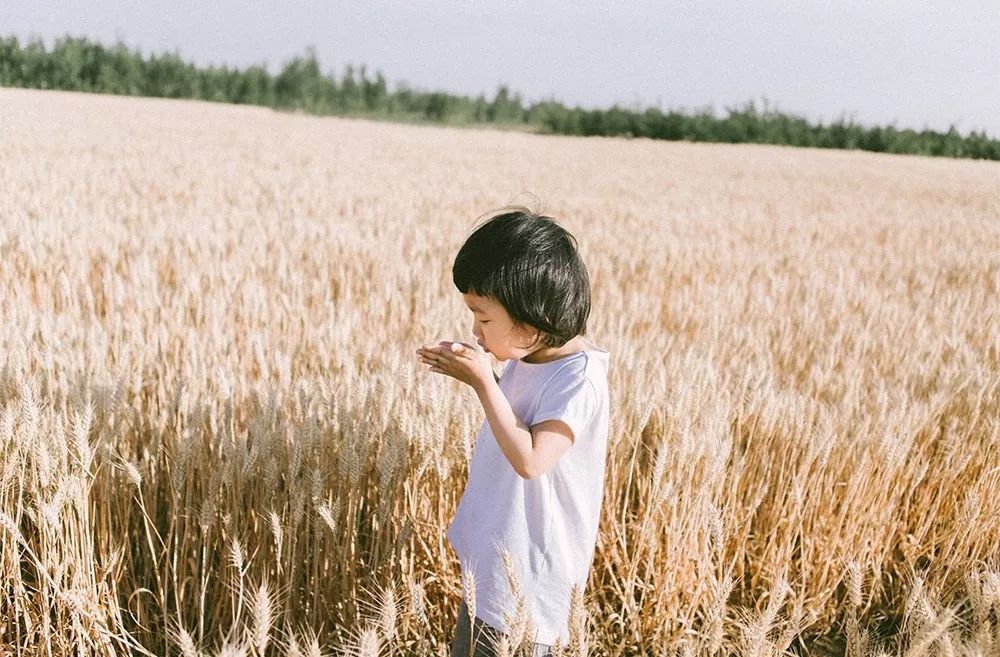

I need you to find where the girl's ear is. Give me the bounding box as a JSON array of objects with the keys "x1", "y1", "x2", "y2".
[{"x1": 514, "y1": 324, "x2": 541, "y2": 351}]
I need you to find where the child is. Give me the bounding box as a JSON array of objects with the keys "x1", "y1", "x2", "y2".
[{"x1": 415, "y1": 206, "x2": 611, "y2": 656}]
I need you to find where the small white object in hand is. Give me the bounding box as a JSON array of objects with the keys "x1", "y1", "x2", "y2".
[{"x1": 451, "y1": 342, "x2": 463, "y2": 352}]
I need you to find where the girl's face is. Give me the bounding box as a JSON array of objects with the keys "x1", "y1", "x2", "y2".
[{"x1": 462, "y1": 292, "x2": 540, "y2": 362}]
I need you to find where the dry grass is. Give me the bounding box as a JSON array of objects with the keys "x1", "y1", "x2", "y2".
[{"x1": 0, "y1": 87, "x2": 998, "y2": 656}]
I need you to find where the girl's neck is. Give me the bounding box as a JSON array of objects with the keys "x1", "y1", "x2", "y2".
[{"x1": 521, "y1": 336, "x2": 589, "y2": 364}]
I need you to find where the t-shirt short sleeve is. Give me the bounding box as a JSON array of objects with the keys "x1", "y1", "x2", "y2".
[{"x1": 530, "y1": 369, "x2": 598, "y2": 444}]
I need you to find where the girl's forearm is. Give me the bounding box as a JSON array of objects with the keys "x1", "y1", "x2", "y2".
[{"x1": 474, "y1": 378, "x2": 534, "y2": 479}]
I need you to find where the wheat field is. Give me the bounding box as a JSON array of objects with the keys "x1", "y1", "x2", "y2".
[{"x1": 1, "y1": 86, "x2": 998, "y2": 657}]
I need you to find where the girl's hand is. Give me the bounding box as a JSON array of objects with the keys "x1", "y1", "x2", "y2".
[{"x1": 416, "y1": 341, "x2": 496, "y2": 391}]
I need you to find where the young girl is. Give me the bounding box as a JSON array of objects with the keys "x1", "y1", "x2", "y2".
[{"x1": 415, "y1": 206, "x2": 611, "y2": 656}]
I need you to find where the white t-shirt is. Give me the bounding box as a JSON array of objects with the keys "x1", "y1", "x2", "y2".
[{"x1": 446, "y1": 337, "x2": 611, "y2": 646}]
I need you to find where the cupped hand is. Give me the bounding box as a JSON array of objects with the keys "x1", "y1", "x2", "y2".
[{"x1": 416, "y1": 340, "x2": 496, "y2": 391}]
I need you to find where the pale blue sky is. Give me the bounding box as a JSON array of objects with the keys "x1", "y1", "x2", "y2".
[{"x1": 4, "y1": 1, "x2": 999, "y2": 137}]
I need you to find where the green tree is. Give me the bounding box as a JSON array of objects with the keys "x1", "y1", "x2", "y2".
[{"x1": 2, "y1": 34, "x2": 997, "y2": 160}]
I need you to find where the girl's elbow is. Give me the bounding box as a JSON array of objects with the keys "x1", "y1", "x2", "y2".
[
  {"x1": 516, "y1": 459, "x2": 534, "y2": 480},
  {"x1": 519, "y1": 459, "x2": 543, "y2": 480}
]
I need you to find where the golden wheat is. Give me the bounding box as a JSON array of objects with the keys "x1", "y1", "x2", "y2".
[{"x1": 1, "y1": 87, "x2": 998, "y2": 656}]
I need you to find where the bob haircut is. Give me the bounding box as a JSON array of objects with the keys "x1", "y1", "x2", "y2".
[{"x1": 452, "y1": 206, "x2": 591, "y2": 350}]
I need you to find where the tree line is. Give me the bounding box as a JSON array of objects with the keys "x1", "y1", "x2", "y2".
[{"x1": 2, "y1": 34, "x2": 998, "y2": 161}]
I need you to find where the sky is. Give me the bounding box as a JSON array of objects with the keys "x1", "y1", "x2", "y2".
[{"x1": 3, "y1": 1, "x2": 999, "y2": 137}]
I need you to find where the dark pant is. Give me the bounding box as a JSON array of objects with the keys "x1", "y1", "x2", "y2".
[{"x1": 450, "y1": 600, "x2": 553, "y2": 657}]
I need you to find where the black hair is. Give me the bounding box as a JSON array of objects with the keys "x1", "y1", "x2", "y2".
[{"x1": 452, "y1": 205, "x2": 591, "y2": 350}]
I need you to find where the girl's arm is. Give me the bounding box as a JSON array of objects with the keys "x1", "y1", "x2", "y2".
[
  {"x1": 417, "y1": 343, "x2": 530, "y2": 472},
  {"x1": 474, "y1": 378, "x2": 534, "y2": 479}
]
